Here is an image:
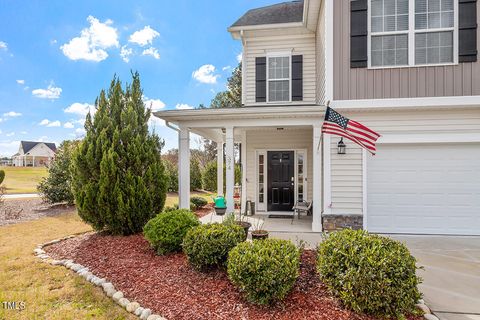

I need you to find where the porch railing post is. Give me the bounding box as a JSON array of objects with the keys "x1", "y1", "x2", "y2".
[
  {"x1": 225, "y1": 126, "x2": 235, "y2": 213},
  {"x1": 178, "y1": 126, "x2": 190, "y2": 209}
]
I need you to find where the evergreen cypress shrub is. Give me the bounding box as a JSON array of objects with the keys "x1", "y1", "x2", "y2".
[
  {"x1": 317, "y1": 229, "x2": 422, "y2": 318},
  {"x1": 190, "y1": 158, "x2": 202, "y2": 190},
  {"x1": 227, "y1": 239, "x2": 300, "y2": 305},
  {"x1": 202, "y1": 161, "x2": 217, "y2": 192},
  {"x1": 183, "y1": 223, "x2": 245, "y2": 270},
  {"x1": 0, "y1": 169, "x2": 5, "y2": 185},
  {"x1": 143, "y1": 209, "x2": 199, "y2": 255},
  {"x1": 164, "y1": 160, "x2": 178, "y2": 192},
  {"x1": 71, "y1": 73, "x2": 168, "y2": 235},
  {"x1": 38, "y1": 140, "x2": 79, "y2": 204}
]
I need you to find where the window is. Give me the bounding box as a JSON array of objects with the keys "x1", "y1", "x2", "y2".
[
  {"x1": 267, "y1": 56, "x2": 290, "y2": 102},
  {"x1": 258, "y1": 153, "x2": 265, "y2": 206},
  {"x1": 296, "y1": 152, "x2": 305, "y2": 202},
  {"x1": 369, "y1": 0, "x2": 456, "y2": 67}
]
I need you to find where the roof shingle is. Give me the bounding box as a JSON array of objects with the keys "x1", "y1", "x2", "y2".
[{"x1": 230, "y1": 1, "x2": 304, "y2": 28}]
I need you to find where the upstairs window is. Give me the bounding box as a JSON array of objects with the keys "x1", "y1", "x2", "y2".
[
  {"x1": 267, "y1": 56, "x2": 290, "y2": 102},
  {"x1": 368, "y1": 0, "x2": 457, "y2": 68}
]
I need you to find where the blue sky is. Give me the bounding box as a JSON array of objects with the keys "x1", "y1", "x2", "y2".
[{"x1": 0, "y1": 0, "x2": 279, "y2": 156}]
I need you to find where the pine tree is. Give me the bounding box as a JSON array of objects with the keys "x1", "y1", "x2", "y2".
[
  {"x1": 190, "y1": 158, "x2": 202, "y2": 191},
  {"x1": 71, "y1": 72, "x2": 168, "y2": 235}
]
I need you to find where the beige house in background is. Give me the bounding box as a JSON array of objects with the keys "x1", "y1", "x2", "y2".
[
  {"x1": 12, "y1": 141, "x2": 56, "y2": 167},
  {"x1": 155, "y1": 0, "x2": 480, "y2": 235}
]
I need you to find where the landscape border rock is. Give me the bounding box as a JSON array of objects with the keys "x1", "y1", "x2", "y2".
[{"x1": 33, "y1": 234, "x2": 167, "y2": 320}]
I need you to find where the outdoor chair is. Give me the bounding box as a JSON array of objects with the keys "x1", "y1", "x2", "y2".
[{"x1": 291, "y1": 200, "x2": 312, "y2": 224}]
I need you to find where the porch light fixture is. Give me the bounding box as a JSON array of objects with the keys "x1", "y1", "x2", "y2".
[{"x1": 337, "y1": 138, "x2": 346, "y2": 154}]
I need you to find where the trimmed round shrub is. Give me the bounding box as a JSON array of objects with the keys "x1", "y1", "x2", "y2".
[
  {"x1": 183, "y1": 223, "x2": 245, "y2": 270},
  {"x1": 317, "y1": 229, "x2": 422, "y2": 318},
  {"x1": 143, "y1": 209, "x2": 200, "y2": 255},
  {"x1": 227, "y1": 239, "x2": 300, "y2": 305},
  {"x1": 190, "y1": 196, "x2": 208, "y2": 210}
]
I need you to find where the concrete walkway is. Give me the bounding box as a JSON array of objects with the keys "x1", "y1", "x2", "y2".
[{"x1": 391, "y1": 235, "x2": 480, "y2": 320}]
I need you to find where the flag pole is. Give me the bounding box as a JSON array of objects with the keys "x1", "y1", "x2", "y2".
[{"x1": 317, "y1": 100, "x2": 330, "y2": 151}]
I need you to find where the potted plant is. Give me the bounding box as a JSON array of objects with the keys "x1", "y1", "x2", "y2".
[{"x1": 251, "y1": 218, "x2": 268, "y2": 240}]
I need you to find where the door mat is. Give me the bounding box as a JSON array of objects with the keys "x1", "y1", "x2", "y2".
[{"x1": 268, "y1": 214, "x2": 294, "y2": 219}]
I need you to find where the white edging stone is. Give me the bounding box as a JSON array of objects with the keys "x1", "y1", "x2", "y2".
[{"x1": 34, "y1": 234, "x2": 168, "y2": 320}]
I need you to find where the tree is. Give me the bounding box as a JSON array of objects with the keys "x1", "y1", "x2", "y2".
[
  {"x1": 210, "y1": 63, "x2": 242, "y2": 109},
  {"x1": 163, "y1": 160, "x2": 178, "y2": 192},
  {"x1": 38, "y1": 140, "x2": 79, "y2": 204},
  {"x1": 71, "y1": 72, "x2": 168, "y2": 235},
  {"x1": 190, "y1": 158, "x2": 202, "y2": 190}
]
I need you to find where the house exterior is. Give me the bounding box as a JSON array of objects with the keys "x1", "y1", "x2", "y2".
[
  {"x1": 155, "y1": 0, "x2": 480, "y2": 235},
  {"x1": 12, "y1": 141, "x2": 56, "y2": 167}
]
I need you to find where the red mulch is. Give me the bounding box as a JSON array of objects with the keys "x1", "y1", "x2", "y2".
[
  {"x1": 194, "y1": 203, "x2": 214, "y2": 218},
  {"x1": 45, "y1": 234, "x2": 421, "y2": 320}
]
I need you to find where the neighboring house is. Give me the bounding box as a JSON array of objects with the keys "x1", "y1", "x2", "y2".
[
  {"x1": 155, "y1": 0, "x2": 480, "y2": 235},
  {"x1": 12, "y1": 141, "x2": 56, "y2": 167}
]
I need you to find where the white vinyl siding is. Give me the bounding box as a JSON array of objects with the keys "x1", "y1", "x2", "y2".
[
  {"x1": 245, "y1": 128, "x2": 313, "y2": 211},
  {"x1": 243, "y1": 34, "x2": 316, "y2": 106},
  {"x1": 315, "y1": 0, "x2": 327, "y2": 105},
  {"x1": 329, "y1": 108, "x2": 480, "y2": 216}
]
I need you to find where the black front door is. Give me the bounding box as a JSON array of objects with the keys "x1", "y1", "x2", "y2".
[{"x1": 267, "y1": 151, "x2": 295, "y2": 211}]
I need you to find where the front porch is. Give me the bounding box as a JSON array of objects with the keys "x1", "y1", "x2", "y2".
[{"x1": 155, "y1": 105, "x2": 329, "y2": 232}]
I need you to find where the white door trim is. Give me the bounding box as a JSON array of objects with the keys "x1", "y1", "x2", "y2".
[{"x1": 255, "y1": 148, "x2": 308, "y2": 213}]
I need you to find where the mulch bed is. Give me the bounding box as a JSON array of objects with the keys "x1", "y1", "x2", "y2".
[{"x1": 45, "y1": 234, "x2": 421, "y2": 320}]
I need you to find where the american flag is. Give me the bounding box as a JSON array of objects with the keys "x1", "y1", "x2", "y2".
[{"x1": 321, "y1": 107, "x2": 381, "y2": 155}]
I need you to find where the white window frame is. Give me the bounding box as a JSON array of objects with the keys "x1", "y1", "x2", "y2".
[
  {"x1": 367, "y1": 0, "x2": 459, "y2": 69},
  {"x1": 266, "y1": 52, "x2": 292, "y2": 103}
]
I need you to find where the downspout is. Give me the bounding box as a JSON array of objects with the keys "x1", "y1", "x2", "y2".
[
  {"x1": 165, "y1": 121, "x2": 180, "y2": 132},
  {"x1": 240, "y1": 29, "x2": 246, "y2": 106}
]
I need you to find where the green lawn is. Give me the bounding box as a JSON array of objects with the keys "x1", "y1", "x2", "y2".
[
  {"x1": 165, "y1": 191, "x2": 214, "y2": 207},
  {"x1": 0, "y1": 166, "x2": 48, "y2": 194}
]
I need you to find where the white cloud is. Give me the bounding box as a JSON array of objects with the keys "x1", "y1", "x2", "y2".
[
  {"x1": 6, "y1": 132, "x2": 14, "y2": 137},
  {"x1": 0, "y1": 140, "x2": 19, "y2": 157},
  {"x1": 144, "y1": 98, "x2": 165, "y2": 111},
  {"x1": 120, "y1": 45, "x2": 133, "y2": 63},
  {"x1": 32, "y1": 84, "x2": 62, "y2": 99},
  {"x1": 192, "y1": 64, "x2": 219, "y2": 84},
  {"x1": 39, "y1": 119, "x2": 61, "y2": 127},
  {"x1": 237, "y1": 52, "x2": 243, "y2": 63},
  {"x1": 0, "y1": 41, "x2": 7, "y2": 50},
  {"x1": 63, "y1": 122, "x2": 74, "y2": 129},
  {"x1": 75, "y1": 128, "x2": 86, "y2": 137},
  {"x1": 47, "y1": 121, "x2": 61, "y2": 127},
  {"x1": 222, "y1": 66, "x2": 231, "y2": 71},
  {"x1": 61, "y1": 16, "x2": 119, "y2": 62},
  {"x1": 64, "y1": 102, "x2": 96, "y2": 116},
  {"x1": 3, "y1": 111, "x2": 22, "y2": 117},
  {"x1": 36, "y1": 136, "x2": 49, "y2": 142},
  {"x1": 20, "y1": 131, "x2": 27, "y2": 134},
  {"x1": 129, "y1": 26, "x2": 159, "y2": 46},
  {"x1": 175, "y1": 103, "x2": 194, "y2": 110},
  {"x1": 142, "y1": 47, "x2": 160, "y2": 59},
  {"x1": 16, "y1": 79, "x2": 25, "y2": 85},
  {"x1": 148, "y1": 115, "x2": 165, "y2": 128}
]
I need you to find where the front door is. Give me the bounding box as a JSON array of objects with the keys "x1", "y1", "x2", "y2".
[{"x1": 267, "y1": 151, "x2": 295, "y2": 211}]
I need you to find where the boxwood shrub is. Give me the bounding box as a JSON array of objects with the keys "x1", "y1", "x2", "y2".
[
  {"x1": 183, "y1": 223, "x2": 245, "y2": 270},
  {"x1": 143, "y1": 209, "x2": 200, "y2": 255},
  {"x1": 227, "y1": 239, "x2": 300, "y2": 305},
  {"x1": 317, "y1": 229, "x2": 422, "y2": 318},
  {"x1": 190, "y1": 196, "x2": 208, "y2": 210}
]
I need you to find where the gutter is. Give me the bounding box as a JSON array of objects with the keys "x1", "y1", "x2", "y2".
[{"x1": 165, "y1": 121, "x2": 180, "y2": 132}]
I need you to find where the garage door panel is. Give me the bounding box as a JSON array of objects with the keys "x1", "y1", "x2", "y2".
[{"x1": 367, "y1": 143, "x2": 480, "y2": 235}]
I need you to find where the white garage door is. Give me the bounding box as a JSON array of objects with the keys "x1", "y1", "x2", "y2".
[{"x1": 367, "y1": 143, "x2": 480, "y2": 235}]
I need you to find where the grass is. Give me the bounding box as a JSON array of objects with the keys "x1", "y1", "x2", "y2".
[
  {"x1": 0, "y1": 166, "x2": 48, "y2": 194},
  {"x1": 0, "y1": 210, "x2": 136, "y2": 320},
  {"x1": 0, "y1": 193, "x2": 212, "y2": 319},
  {"x1": 164, "y1": 191, "x2": 214, "y2": 208}
]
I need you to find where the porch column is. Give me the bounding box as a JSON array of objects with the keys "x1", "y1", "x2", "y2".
[
  {"x1": 312, "y1": 125, "x2": 323, "y2": 232},
  {"x1": 240, "y1": 130, "x2": 247, "y2": 213},
  {"x1": 216, "y1": 140, "x2": 224, "y2": 196},
  {"x1": 225, "y1": 126, "x2": 235, "y2": 213},
  {"x1": 178, "y1": 126, "x2": 190, "y2": 209},
  {"x1": 323, "y1": 133, "x2": 332, "y2": 215},
  {"x1": 32, "y1": 156, "x2": 35, "y2": 167}
]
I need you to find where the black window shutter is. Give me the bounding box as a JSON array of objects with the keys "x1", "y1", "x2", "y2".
[
  {"x1": 291, "y1": 55, "x2": 303, "y2": 101},
  {"x1": 459, "y1": 0, "x2": 478, "y2": 62},
  {"x1": 255, "y1": 57, "x2": 266, "y2": 102},
  {"x1": 350, "y1": 0, "x2": 368, "y2": 68}
]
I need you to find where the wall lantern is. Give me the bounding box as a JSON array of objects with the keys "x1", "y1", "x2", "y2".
[{"x1": 337, "y1": 138, "x2": 346, "y2": 154}]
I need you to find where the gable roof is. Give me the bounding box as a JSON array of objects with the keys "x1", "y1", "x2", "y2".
[
  {"x1": 230, "y1": 1, "x2": 304, "y2": 28},
  {"x1": 21, "y1": 141, "x2": 57, "y2": 154}
]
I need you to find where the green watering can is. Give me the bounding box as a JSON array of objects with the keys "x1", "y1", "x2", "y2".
[{"x1": 212, "y1": 195, "x2": 226, "y2": 208}]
